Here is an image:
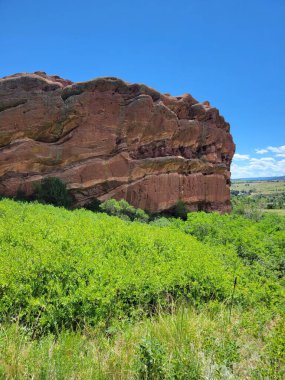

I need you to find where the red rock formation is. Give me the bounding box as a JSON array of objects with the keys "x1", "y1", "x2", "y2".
[{"x1": 0, "y1": 72, "x2": 235, "y2": 213}]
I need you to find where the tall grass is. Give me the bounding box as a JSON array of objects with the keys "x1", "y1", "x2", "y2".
[{"x1": 1, "y1": 304, "x2": 284, "y2": 379}]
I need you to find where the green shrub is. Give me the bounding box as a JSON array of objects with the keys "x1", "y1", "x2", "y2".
[
  {"x1": 84, "y1": 198, "x2": 101, "y2": 212},
  {"x1": 136, "y1": 337, "x2": 166, "y2": 379},
  {"x1": 231, "y1": 196, "x2": 263, "y2": 221},
  {"x1": 171, "y1": 356, "x2": 202, "y2": 380},
  {"x1": 150, "y1": 217, "x2": 172, "y2": 228},
  {"x1": 100, "y1": 198, "x2": 149, "y2": 222},
  {"x1": 173, "y1": 200, "x2": 188, "y2": 220},
  {"x1": 34, "y1": 177, "x2": 72, "y2": 208},
  {"x1": 167, "y1": 211, "x2": 285, "y2": 279}
]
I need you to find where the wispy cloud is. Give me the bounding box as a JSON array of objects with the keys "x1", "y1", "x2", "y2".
[
  {"x1": 255, "y1": 145, "x2": 285, "y2": 155},
  {"x1": 255, "y1": 148, "x2": 268, "y2": 154},
  {"x1": 267, "y1": 145, "x2": 285, "y2": 154},
  {"x1": 233, "y1": 153, "x2": 250, "y2": 160}
]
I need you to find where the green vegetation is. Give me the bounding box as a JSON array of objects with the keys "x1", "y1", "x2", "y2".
[
  {"x1": 99, "y1": 198, "x2": 149, "y2": 222},
  {"x1": 2, "y1": 306, "x2": 285, "y2": 379},
  {"x1": 2, "y1": 305, "x2": 284, "y2": 379},
  {"x1": 231, "y1": 196, "x2": 264, "y2": 221},
  {"x1": 0, "y1": 199, "x2": 240, "y2": 334},
  {"x1": 0, "y1": 198, "x2": 284, "y2": 379},
  {"x1": 172, "y1": 200, "x2": 188, "y2": 220},
  {"x1": 33, "y1": 177, "x2": 72, "y2": 208},
  {"x1": 263, "y1": 208, "x2": 285, "y2": 216},
  {"x1": 231, "y1": 179, "x2": 285, "y2": 215},
  {"x1": 231, "y1": 179, "x2": 285, "y2": 196}
]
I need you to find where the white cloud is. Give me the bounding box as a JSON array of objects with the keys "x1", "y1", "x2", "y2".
[
  {"x1": 233, "y1": 153, "x2": 250, "y2": 160},
  {"x1": 267, "y1": 145, "x2": 285, "y2": 154},
  {"x1": 255, "y1": 148, "x2": 268, "y2": 154},
  {"x1": 231, "y1": 156, "x2": 285, "y2": 179},
  {"x1": 255, "y1": 145, "x2": 285, "y2": 156},
  {"x1": 231, "y1": 163, "x2": 253, "y2": 179}
]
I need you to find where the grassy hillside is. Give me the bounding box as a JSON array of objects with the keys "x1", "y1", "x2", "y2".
[
  {"x1": 231, "y1": 179, "x2": 285, "y2": 195},
  {"x1": 0, "y1": 199, "x2": 284, "y2": 379},
  {"x1": 263, "y1": 208, "x2": 285, "y2": 216},
  {"x1": 231, "y1": 179, "x2": 285, "y2": 216}
]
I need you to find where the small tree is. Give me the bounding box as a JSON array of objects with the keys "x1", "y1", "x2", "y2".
[
  {"x1": 118, "y1": 199, "x2": 136, "y2": 218},
  {"x1": 99, "y1": 198, "x2": 121, "y2": 216},
  {"x1": 133, "y1": 207, "x2": 149, "y2": 223},
  {"x1": 34, "y1": 177, "x2": 72, "y2": 208},
  {"x1": 173, "y1": 200, "x2": 188, "y2": 220}
]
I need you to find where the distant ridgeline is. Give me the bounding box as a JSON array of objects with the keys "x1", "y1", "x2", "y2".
[
  {"x1": 0, "y1": 72, "x2": 235, "y2": 213},
  {"x1": 232, "y1": 176, "x2": 285, "y2": 181}
]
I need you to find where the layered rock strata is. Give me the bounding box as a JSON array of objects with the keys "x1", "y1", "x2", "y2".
[{"x1": 0, "y1": 72, "x2": 235, "y2": 212}]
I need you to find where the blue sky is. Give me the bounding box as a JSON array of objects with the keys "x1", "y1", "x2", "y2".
[{"x1": 1, "y1": 0, "x2": 284, "y2": 178}]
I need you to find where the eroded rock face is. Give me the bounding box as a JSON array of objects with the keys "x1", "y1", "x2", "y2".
[{"x1": 0, "y1": 72, "x2": 235, "y2": 213}]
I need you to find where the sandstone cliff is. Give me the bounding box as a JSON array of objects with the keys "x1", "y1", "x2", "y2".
[{"x1": 0, "y1": 72, "x2": 235, "y2": 213}]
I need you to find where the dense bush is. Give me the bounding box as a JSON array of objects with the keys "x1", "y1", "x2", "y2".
[
  {"x1": 0, "y1": 199, "x2": 284, "y2": 336},
  {"x1": 172, "y1": 199, "x2": 188, "y2": 220},
  {"x1": 0, "y1": 199, "x2": 284, "y2": 378},
  {"x1": 166, "y1": 211, "x2": 285, "y2": 280},
  {"x1": 99, "y1": 198, "x2": 149, "y2": 222},
  {"x1": 34, "y1": 177, "x2": 72, "y2": 208}
]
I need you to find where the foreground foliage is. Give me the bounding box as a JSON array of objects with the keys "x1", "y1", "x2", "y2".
[
  {"x1": 0, "y1": 306, "x2": 284, "y2": 379},
  {"x1": 0, "y1": 199, "x2": 240, "y2": 334},
  {"x1": 0, "y1": 199, "x2": 284, "y2": 379}
]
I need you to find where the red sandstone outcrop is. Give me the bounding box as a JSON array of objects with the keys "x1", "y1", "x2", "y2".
[{"x1": 0, "y1": 72, "x2": 235, "y2": 213}]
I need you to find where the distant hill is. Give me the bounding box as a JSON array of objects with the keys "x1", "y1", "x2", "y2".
[{"x1": 232, "y1": 176, "x2": 285, "y2": 182}]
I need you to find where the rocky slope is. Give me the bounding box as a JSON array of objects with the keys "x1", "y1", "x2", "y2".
[{"x1": 0, "y1": 72, "x2": 235, "y2": 212}]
